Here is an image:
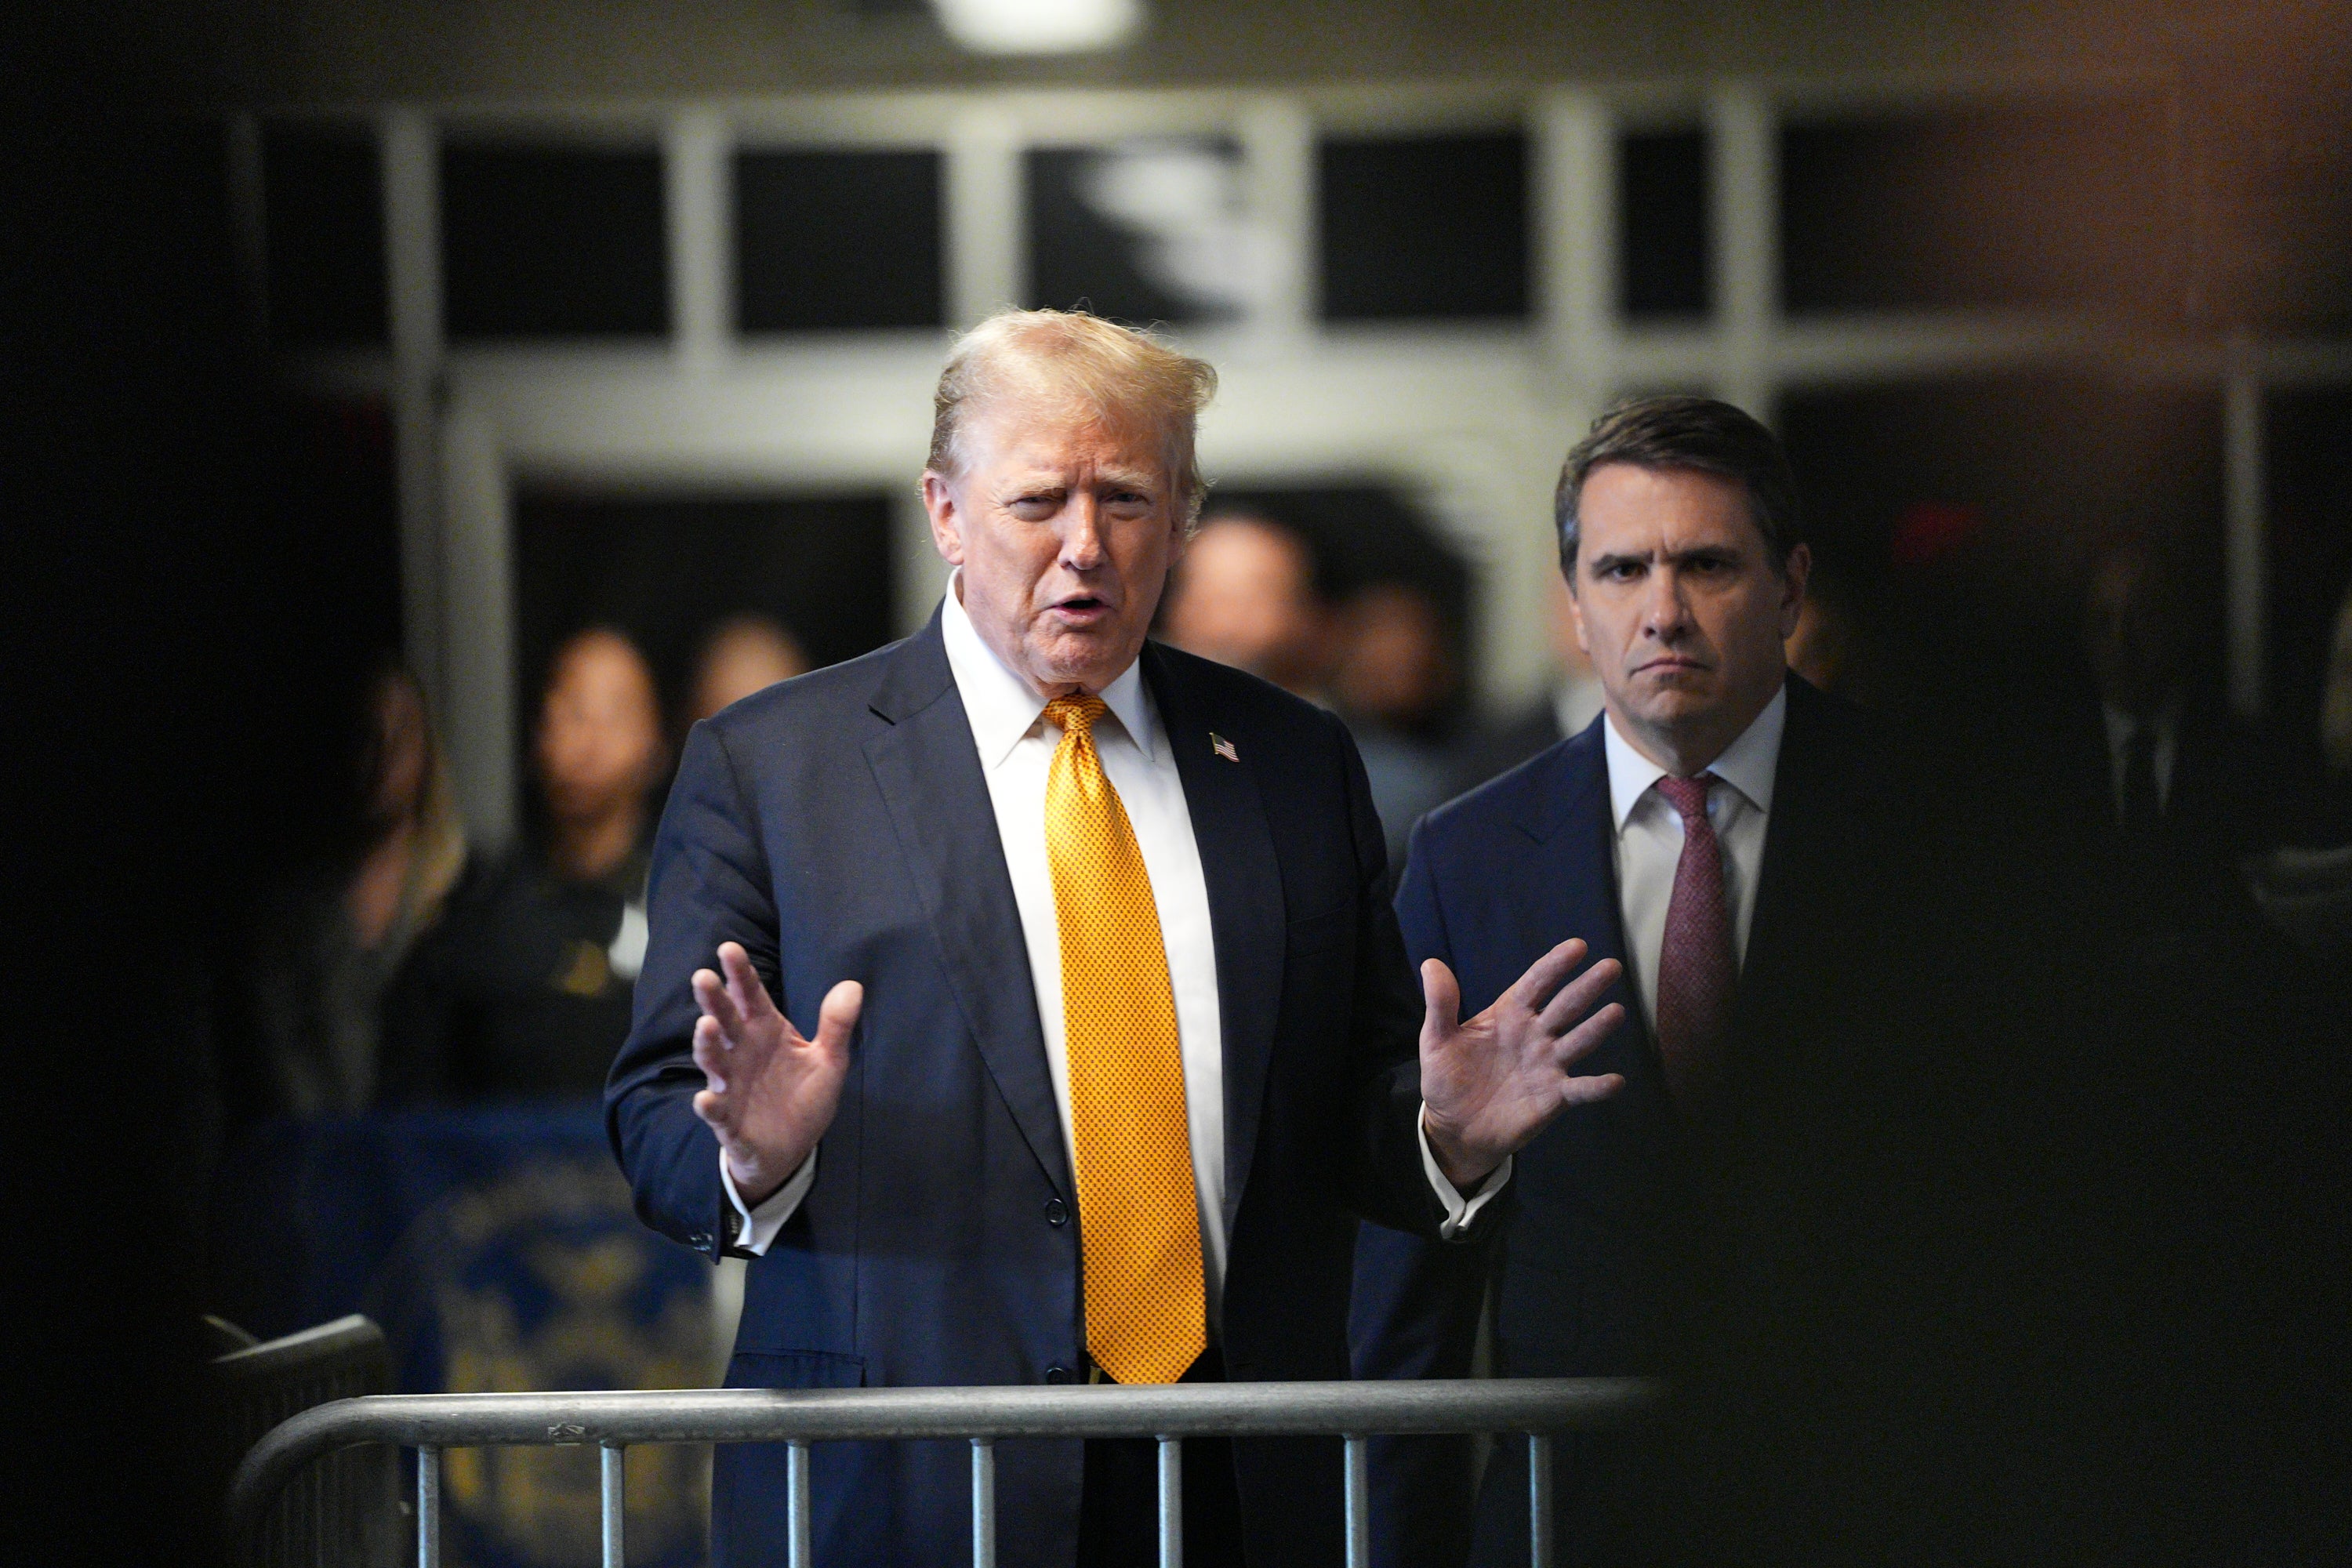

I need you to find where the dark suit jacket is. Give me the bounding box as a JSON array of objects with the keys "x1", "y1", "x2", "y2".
[
  {"x1": 607, "y1": 609, "x2": 1462, "y2": 1568},
  {"x1": 2050, "y1": 684, "x2": 2317, "y2": 946},
  {"x1": 1352, "y1": 675, "x2": 1919, "y2": 1566}
]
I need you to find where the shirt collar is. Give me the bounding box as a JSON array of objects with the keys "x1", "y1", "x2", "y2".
[
  {"x1": 1601, "y1": 681, "x2": 1788, "y2": 830},
  {"x1": 938, "y1": 571, "x2": 1156, "y2": 771},
  {"x1": 2102, "y1": 698, "x2": 2180, "y2": 751}
]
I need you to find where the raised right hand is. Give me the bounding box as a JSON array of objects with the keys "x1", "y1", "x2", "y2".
[{"x1": 689, "y1": 942, "x2": 862, "y2": 1207}]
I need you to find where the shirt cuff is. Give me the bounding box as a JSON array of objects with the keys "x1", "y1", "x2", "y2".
[
  {"x1": 1418, "y1": 1106, "x2": 1511, "y2": 1240},
  {"x1": 720, "y1": 1147, "x2": 818, "y2": 1257}
]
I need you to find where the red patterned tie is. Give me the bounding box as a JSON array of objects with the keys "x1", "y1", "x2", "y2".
[{"x1": 1652, "y1": 774, "x2": 1736, "y2": 1113}]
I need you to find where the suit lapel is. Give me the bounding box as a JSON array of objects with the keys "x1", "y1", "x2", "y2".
[
  {"x1": 861, "y1": 613, "x2": 1072, "y2": 1199},
  {"x1": 1143, "y1": 644, "x2": 1285, "y2": 1234},
  {"x1": 1512, "y1": 720, "x2": 1652, "y2": 1080}
]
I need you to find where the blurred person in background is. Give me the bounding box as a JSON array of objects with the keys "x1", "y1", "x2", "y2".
[
  {"x1": 2074, "y1": 542, "x2": 2307, "y2": 939},
  {"x1": 1331, "y1": 579, "x2": 1469, "y2": 872},
  {"x1": 384, "y1": 626, "x2": 665, "y2": 1101},
  {"x1": 1157, "y1": 508, "x2": 1334, "y2": 699},
  {"x1": 242, "y1": 662, "x2": 467, "y2": 1117},
  {"x1": 2053, "y1": 543, "x2": 2352, "y2": 1567},
  {"x1": 1784, "y1": 557, "x2": 1871, "y2": 703},
  {"x1": 1455, "y1": 574, "x2": 1607, "y2": 791},
  {"x1": 687, "y1": 612, "x2": 811, "y2": 730}
]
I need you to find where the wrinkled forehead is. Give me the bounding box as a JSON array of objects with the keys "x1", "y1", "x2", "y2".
[
  {"x1": 1579, "y1": 463, "x2": 1764, "y2": 551},
  {"x1": 962, "y1": 387, "x2": 1171, "y2": 480}
]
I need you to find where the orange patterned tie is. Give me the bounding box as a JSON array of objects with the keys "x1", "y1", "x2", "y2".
[{"x1": 1043, "y1": 694, "x2": 1207, "y2": 1385}]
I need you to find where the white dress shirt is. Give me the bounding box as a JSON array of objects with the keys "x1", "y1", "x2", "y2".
[
  {"x1": 1602, "y1": 686, "x2": 1787, "y2": 1031},
  {"x1": 724, "y1": 578, "x2": 1501, "y2": 1309},
  {"x1": 2101, "y1": 701, "x2": 2180, "y2": 820}
]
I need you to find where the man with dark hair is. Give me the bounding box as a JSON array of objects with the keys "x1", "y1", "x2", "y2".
[
  {"x1": 1353, "y1": 395, "x2": 1929, "y2": 1565},
  {"x1": 1553, "y1": 393, "x2": 1805, "y2": 577}
]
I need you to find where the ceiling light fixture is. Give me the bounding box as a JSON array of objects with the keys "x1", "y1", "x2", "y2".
[{"x1": 928, "y1": 0, "x2": 1143, "y2": 55}]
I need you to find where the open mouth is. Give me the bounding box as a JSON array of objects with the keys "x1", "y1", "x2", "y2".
[{"x1": 1051, "y1": 596, "x2": 1112, "y2": 622}]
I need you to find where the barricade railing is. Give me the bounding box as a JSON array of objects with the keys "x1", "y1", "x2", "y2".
[
  {"x1": 209, "y1": 1314, "x2": 398, "y2": 1568},
  {"x1": 227, "y1": 1376, "x2": 1660, "y2": 1568}
]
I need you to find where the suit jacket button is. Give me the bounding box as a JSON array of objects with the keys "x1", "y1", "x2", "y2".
[
  {"x1": 1044, "y1": 1197, "x2": 1069, "y2": 1227},
  {"x1": 1044, "y1": 1364, "x2": 1074, "y2": 1385},
  {"x1": 690, "y1": 1231, "x2": 713, "y2": 1250}
]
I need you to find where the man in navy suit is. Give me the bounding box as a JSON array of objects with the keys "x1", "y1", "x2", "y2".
[
  {"x1": 1354, "y1": 397, "x2": 1926, "y2": 1566},
  {"x1": 607, "y1": 310, "x2": 1630, "y2": 1568}
]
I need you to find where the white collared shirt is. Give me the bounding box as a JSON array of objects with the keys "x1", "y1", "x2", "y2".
[
  {"x1": 1602, "y1": 685, "x2": 1787, "y2": 1031},
  {"x1": 2101, "y1": 700, "x2": 2180, "y2": 820},
  {"x1": 723, "y1": 576, "x2": 1499, "y2": 1309}
]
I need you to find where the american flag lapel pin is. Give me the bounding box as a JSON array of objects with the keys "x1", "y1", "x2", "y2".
[{"x1": 1210, "y1": 731, "x2": 1239, "y2": 763}]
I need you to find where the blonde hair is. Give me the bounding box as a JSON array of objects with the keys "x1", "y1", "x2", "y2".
[{"x1": 926, "y1": 309, "x2": 1219, "y2": 528}]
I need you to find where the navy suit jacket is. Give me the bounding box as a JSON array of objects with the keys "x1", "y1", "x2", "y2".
[
  {"x1": 607, "y1": 610, "x2": 1462, "y2": 1568},
  {"x1": 1352, "y1": 675, "x2": 1914, "y2": 1566}
]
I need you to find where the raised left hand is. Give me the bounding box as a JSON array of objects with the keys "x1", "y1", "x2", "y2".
[{"x1": 1417, "y1": 938, "x2": 1627, "y2": 1189}]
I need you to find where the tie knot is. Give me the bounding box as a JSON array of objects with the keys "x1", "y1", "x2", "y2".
[
  {"x1": 1654, "y1": 773, "x2": 1715, "y2": 825},
  {"x1": 1045, "y1": 693, "x2": 1108, "y2": 739}
]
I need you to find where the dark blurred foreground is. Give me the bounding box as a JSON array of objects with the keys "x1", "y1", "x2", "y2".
[{"x1": 1650, "y1": 678, "x2": 2352, "y2": 1566}]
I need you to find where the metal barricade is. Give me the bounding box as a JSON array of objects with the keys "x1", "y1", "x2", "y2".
[
  {"x1": 210, "y1": 1314, "x2": 400, "y2": 1568},
  {"x1": 228, "y1": 1375, "x2": 1657, "y2": 1568}
]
